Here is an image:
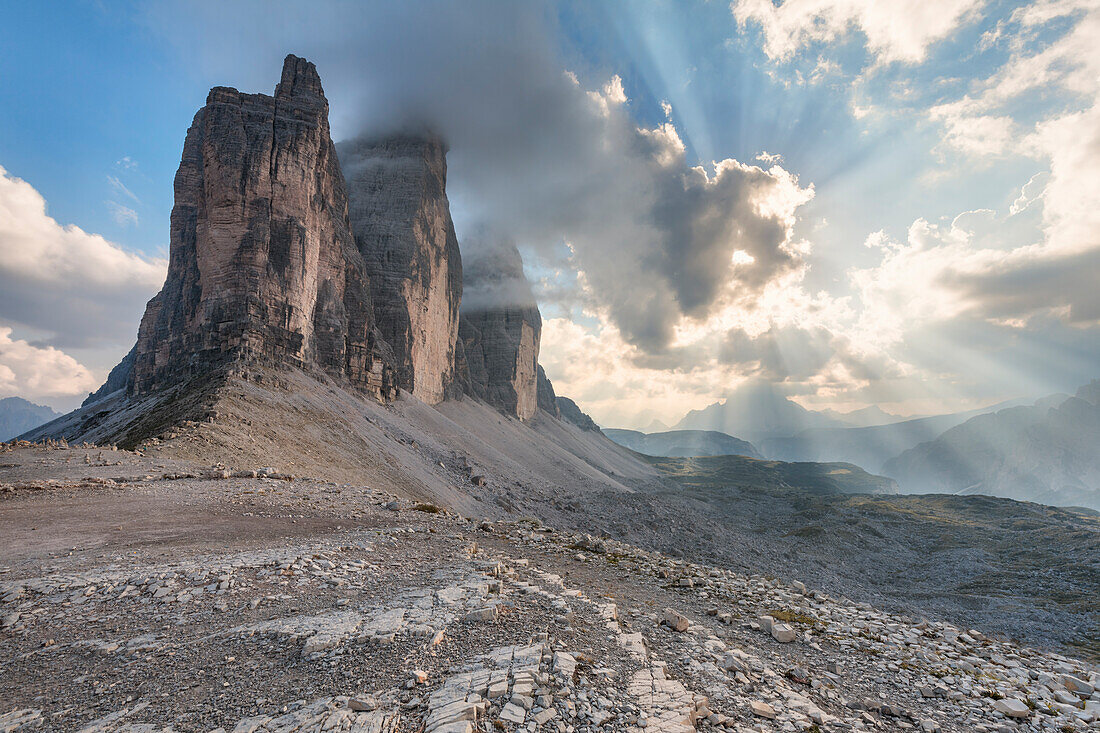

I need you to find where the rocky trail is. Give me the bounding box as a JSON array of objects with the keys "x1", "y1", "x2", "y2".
[{"x1": 2, "y1": 444, "x2": 1097, "y2": 732}]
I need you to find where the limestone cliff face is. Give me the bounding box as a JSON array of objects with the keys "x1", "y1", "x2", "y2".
[
  {"x1": 130, "y1": 55, "x2": 395, "y2": 399},
  {"x1": 457, "y1": 239, "x2": 541, "y2": 420},
  {"x1": 339, "y1": 134, "x2": 462, "y2": 405}
]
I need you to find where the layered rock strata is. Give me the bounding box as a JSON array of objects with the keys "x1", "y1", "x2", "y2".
[
  {"x1": 339, "y1": 134, "x2": 462, "y2": 405},
  {"x1": 129, "y1": 55, "x2": 395, "y2": 400},
  {"x1": 83, "y1": 54, "x2": 601, "y2": 429},
  {"x1": 456, "y1": 239, "x2": 541, "y2": 420}
]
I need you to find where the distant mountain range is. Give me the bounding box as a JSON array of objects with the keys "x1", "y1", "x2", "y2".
[
  {"x1": 759, "y1": 398, "x2": 1031, "y2": 473},
  {"x1": 820, "y1": 404, "x2": 908, "y2": 428},
  {"x1": 663, "y1": 379, "x2": 1100, "y2": 510},
  {"x1": 885, "y1": 382, "x2": 1100, "y2": 510},
  {"x1": 672, "y1": 381, "x2": 1016, "y2": 446},
  {"x1": 674, "y1": 381, "x2": 847, "y2": 440},
  {"x1": 640, "y1": 418, "x2": 670, "y2": 433},
  {"x1": 604, "y1": 429, "x2": 761, "y2": 458},
  {"x1": 0, "y1": 397, "x2": 59, "y2": 441}
]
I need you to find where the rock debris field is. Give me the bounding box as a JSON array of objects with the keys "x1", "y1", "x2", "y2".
[{"x1": 1, "y1": 444, "x2": 1098, "y2": 732}]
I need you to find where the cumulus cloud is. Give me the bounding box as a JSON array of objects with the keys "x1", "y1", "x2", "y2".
[
  {"x1": 718, "y1": 0, "x2": 1100, "y2": 415},
  {"x1": 539, "y1": 315, "x2": 731, "y2": 428},
  {"x1": 0, "y1": 327, "x2": 98, "y2": 401},
  {"x1": 927, "y1": 2, "x2": 1100, "y2": 171},
  {"x1": 843, "y1": 200, "x2": 1100, "y2": 401},
  {"x1": 1027, "y1": 101, "x2": 1100, "y2": 249},
  {"x1": 904, "y1": 3, "x2": 1100, "y2": 336},
  {"x1": 1009, "y1": 171, "x2": 1047, "y2": 215},
  {"x1": 732, "y1": 0, "x2": 985, "y2": 65},
  {"x1": 0, "y1": 165, "x2": 166, "y2": 349},
  {"x1": 928, "y1": 108, "x2": 1016, "y2": 158}
]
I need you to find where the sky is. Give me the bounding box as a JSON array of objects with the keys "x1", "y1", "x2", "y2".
[{"x1": 0, "y1": 1, "x2": 1098, "y2": 429}]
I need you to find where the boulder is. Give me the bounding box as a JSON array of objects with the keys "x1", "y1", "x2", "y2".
[
  {"x1": 1062, "y1": 675, "x2": 1094, "y2": 697},
  {"x1": 750, "y1": 701, "x2": 776, "y2": 719},
  {"x1": 771, "y1": 622, "x2": 797, "y2": 643},
  {"x1": 992, "y1": 698, "x2": 1030, "y2": 719},
  {"x1": 662, "y1": 608, "x2": 690, "y2": 632}
]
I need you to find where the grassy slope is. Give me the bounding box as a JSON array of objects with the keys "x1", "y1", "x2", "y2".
[{"x1": 644, "y1": 453, "x2": 899, "y2": 495}]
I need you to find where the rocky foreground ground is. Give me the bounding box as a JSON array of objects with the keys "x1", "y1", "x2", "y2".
[{"x1": 1, "y1": 443, "x2": 1098, "y2": 732}]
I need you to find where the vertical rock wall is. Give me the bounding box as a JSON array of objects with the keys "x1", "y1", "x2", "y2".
[
  {"x1": 458, "y1": 238, "x2": 542, "y2": 420},
  {"x1": 339, "y1": 134, "x2": 462, "y2": 405},
  {"x1": 93, "y1": 52, "x2": 584, "y2": 427},
  {"x1": 129, "y1": 55, "x2": 395, "y2": 399}
]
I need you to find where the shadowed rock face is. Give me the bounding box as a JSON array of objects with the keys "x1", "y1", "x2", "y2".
[
  {"x1": 456, "y1": 239, "x2": 541, "y2": 420},
  {"x1": 82, "y1": 345, "x2": 135, "y2": 406},
  {"x1": 537, "y1": 365, "x2": 560, "y2": 418},
  {"x1": 130, "y1": 55, "x2": 395, "y2": 399},
  {"x1": 557, "y1": 397, "x2": 600, "y2": 432},
  {"x1": 339, "y1": 134, "x2": 462, "y2": 405}
]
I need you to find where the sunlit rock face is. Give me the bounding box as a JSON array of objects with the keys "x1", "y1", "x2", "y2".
[
  {"x1": 339, "y1": 134, "x2": 462, "y2": 405},
  {"x1": 455, "y1": 239, "x2": 541, "y2": 420},
  {"x1": 130, "y1": 55, "x2": 395, "y2": 399}
]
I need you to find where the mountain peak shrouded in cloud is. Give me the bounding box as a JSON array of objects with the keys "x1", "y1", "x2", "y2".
[
  {"x1": 820, "y1": 404, "x2": 905, "y2": 428},
  {"x1": 732, "y1": 0, "x2": 986, "y2": 65},
  {"x1": 673, "y1": 379, "x2": 842, "y2": 440},
  {"x1": 339, "y1": 131, "x2": 463, "y2": 405},
  {"x1": 135, "y1": 1, "x2": 821, "y2": 406},
  {"x1": 456, "y1": 229, "x2": 545, "y2": 420},
  {"x1": 459, "y1": 226, "x2": 538, "y2": 315}
]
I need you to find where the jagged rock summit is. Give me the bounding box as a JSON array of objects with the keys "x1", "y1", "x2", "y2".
[
  {"x1": 130, "y1": 54, "x2": 395, "y2": 399},
  {"x1": 56, "y1": 54, "x2": 602, "y2": 454},
  {"x1": 339, "y1": 133, "x2": 462, "y2": 405}
]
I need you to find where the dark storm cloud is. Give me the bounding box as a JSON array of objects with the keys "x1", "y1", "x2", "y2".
[{"x1": 146, "y1": 0, "x2": 812, "y2": 353}]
